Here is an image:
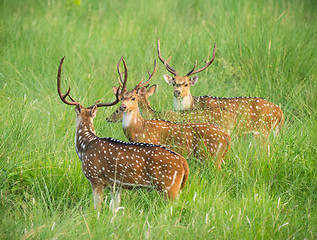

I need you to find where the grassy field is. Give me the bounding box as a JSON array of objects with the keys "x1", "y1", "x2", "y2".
[{"x1": 1, "y1": 0, "x2": 316, "y2": 239}]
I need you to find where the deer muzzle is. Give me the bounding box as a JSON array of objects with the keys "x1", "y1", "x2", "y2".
[
  {"x1": 120, "y1": 104, "x2": 127, "y2": 112},
  {"x1": 174, "y1": 90, "x2": 181, "y2": 97}
]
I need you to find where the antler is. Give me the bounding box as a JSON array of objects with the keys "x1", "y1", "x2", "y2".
[
  {"x1": 134, "y1": 60, "x2": 157, "y2": 90},
  {"x1": 186, "y1": 42, "x2": 217, "y2": 76},
  {"x1": 57, "y1": 57, "x2": 82, "y2": 106},
  {"x1": 87, "y1": 57, "x2": 128, "y2": 109},
  {"x1": 87, "y1": 88, "x2": 122, "y2": 109},
  {"x1": 157, "y1": 38, "x2": 178, "y2": 76}
]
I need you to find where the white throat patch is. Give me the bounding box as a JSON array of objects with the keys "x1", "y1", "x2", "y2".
[
  {"x1": 174, "y1": 95, "x2": 192, "y2": 110},
  {"x1": 122, "y1": 111, "x2": 134, "y2": 129}
]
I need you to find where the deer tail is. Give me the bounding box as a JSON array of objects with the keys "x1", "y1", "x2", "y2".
[{"x1": 180, "y1": 158, "x2": 189, "y2": 190}]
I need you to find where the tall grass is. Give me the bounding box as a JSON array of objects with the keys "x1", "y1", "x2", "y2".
[{"x1": 0, "y1": 0, "x2": 316, "y2": 239}]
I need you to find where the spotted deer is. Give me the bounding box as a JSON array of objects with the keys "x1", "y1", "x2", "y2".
[
  {"x1": 108, "y1": 84, "x2": 237, "y2": 133},
  {"x1": 57, "y1": 57, "x2": 189, "y2": 211},
  {"x1": 157, "y1": 38, "x2": 284, "y2": 138},
  {"x1": 117, "y1": 57, "x2": 231, "y2": 170}
]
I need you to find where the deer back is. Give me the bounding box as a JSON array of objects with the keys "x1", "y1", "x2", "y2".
[{"x1": 194, "y1": 96, "x2": 284, "y2": 136}]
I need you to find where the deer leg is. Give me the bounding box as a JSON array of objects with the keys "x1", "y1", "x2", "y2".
[
  {"x1": 214, "y1": 134, "x2": 231, "y2": 171},
  {"x1": 254, "y1": 131, "x2": 271, "y2": 156},
  {"x1": 213, "y1": 142, "x2": 224, "y2": 171},
  {"x1": 165, "y1": 171, "x2": 184, "y2": 201},
  {"x1": 273, "y1": 125, "x2": 280, "y2": 137},
  {"x1": 90, "y1": 182, "x2": 104, "y2": 211},
  {"x1": 272, "y1": 116, "x2": 284, "y2": 138},
  {"x1": 265, "y1": 138, "x2": 271, "y2": 156},
  {"x1": 110, "y1": 188, "x2": 123, "y2": 214}
]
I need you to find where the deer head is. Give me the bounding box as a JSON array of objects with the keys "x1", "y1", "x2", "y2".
[
  {"x1": 117, "y1": 58, "x2": 157, "y2": 114},
  {"x1": 157, "y1": 38, "x2": 216, "y2": 109}
]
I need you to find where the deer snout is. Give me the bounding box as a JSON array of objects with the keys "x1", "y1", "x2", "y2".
[
  {"x1": 120, "y1": 104, "x2": 127, "y2": 112},
  {"x1": 174, "y1": 90, "x2": 181, "y2": 97},
  {"x1": 106, "y1": 117, "x2": 113, "y2": 122}
]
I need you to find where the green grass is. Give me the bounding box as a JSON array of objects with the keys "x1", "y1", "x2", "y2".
[{"x1": 1, "y1": 0, "x2": 316, "y2": 239}]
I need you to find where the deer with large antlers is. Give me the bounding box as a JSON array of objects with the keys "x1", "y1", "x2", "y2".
[
  {"x1": 57, "y1": 57, "x2": 189, "y2": 212},
  {"x1": 157, "y1": 39, "x2": 284, "y2": 138},
  {"x1": 108, "y1": 84, "x2": 237, "y2": 133},
  {"x1": 117, "y1": 57, "x2": 231, "y2": 170}
]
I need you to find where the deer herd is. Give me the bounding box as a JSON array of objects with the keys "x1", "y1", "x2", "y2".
[{"x1": 57, "y1": 39, "x2": 284, "y2": 211}]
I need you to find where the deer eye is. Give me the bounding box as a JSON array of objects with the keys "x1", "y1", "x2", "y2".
[
  {"x1": 184, "y1": 84, "x2": 188, "y2": 87},
  {"x1": 172, "y1": 83, "x2": 176, "y2": 86},
  {"x1": 132, "y1": 97, "x2": 136, "y2": 101}
]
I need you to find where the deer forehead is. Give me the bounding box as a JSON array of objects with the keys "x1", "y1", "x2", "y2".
[
  {"x1": 173, "y1": 75, "x2": 190, "y2": 84},
  {"x1": 122, "y1": 90, "x2": 137, "y2": 100}
]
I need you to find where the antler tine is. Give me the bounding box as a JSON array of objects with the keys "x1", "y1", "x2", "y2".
[
  {"x1": 120, "y1": 57, "x2": 128, "y2": 93},
  {"x1": 116, "y1": 57, "x2": 123, "y2": 84},
  {"x1": 117, "y1": 56, "x2": 128, "y2": 91},
  {"x1": 57, "y1": 57, "x2": 81, "y2": 106},
  {"x1": 134, "y1": 77, "x2": 144, "y2": 90},
  {"x1": 157, "y1": 38, "x2": 178, "y2": 76},
  {"x1": 135, "y1": 60, "x2": 157, "y2": 90},
  {"x1": 88, "y1": 87, "x2": 121, "y2": 108},
  {"x1": 117, "y1": 56, "x2": 123, "y2": 85},
  {"x1": 186, "y1": 42, "x2": 217, "y2": 76},
  {"x1": 186, "y1": 60, "x2": 198, "y2": 77},
  {"x1": 117, "y1": 77, "x2": 123, "y2": 88}
]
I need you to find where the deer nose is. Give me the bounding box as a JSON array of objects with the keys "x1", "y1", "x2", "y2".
[
  {"x1": 120, "y1": 104, "x2": 127, "y2": 111},
  {"x1": 174, "y1": 90, "x2": 181, "y2": 97}
]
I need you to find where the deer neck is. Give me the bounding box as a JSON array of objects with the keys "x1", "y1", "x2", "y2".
[
  {"x1": 75, "y1": 118, "x2": 97, "y2": 160},
  {"x1": 122, "y1": 109, "x2": 145, "y2": 142},
  {"x1": 138, "y1": 98, "x2": 157, "y2": 119},
  {"x1": 174, "y1": 93, "x2": 195, "y2": 111}
]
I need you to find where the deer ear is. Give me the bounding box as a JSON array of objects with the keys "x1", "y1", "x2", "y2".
[
  {"x1": 189, "y1": 76, "x2": 198, "y2": 86},
  {"x1": 147, "y1": 85, "x2": 157, "y2": 97},
  {"x1": 112, "y1": 86, "x2": 121, "y2": 95},
  {"x1": 164, "y1": 74, "x2": 174, "y2": 85},
  {"x1": 75, "y1": 104, "x2": 82, "y2": 116},
  {"x1": 137, "y1": 87, "x2": 147, "y2": 97},
  {"x1": 90, "y1": 105, "x2": 98, "y2": 118}
]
